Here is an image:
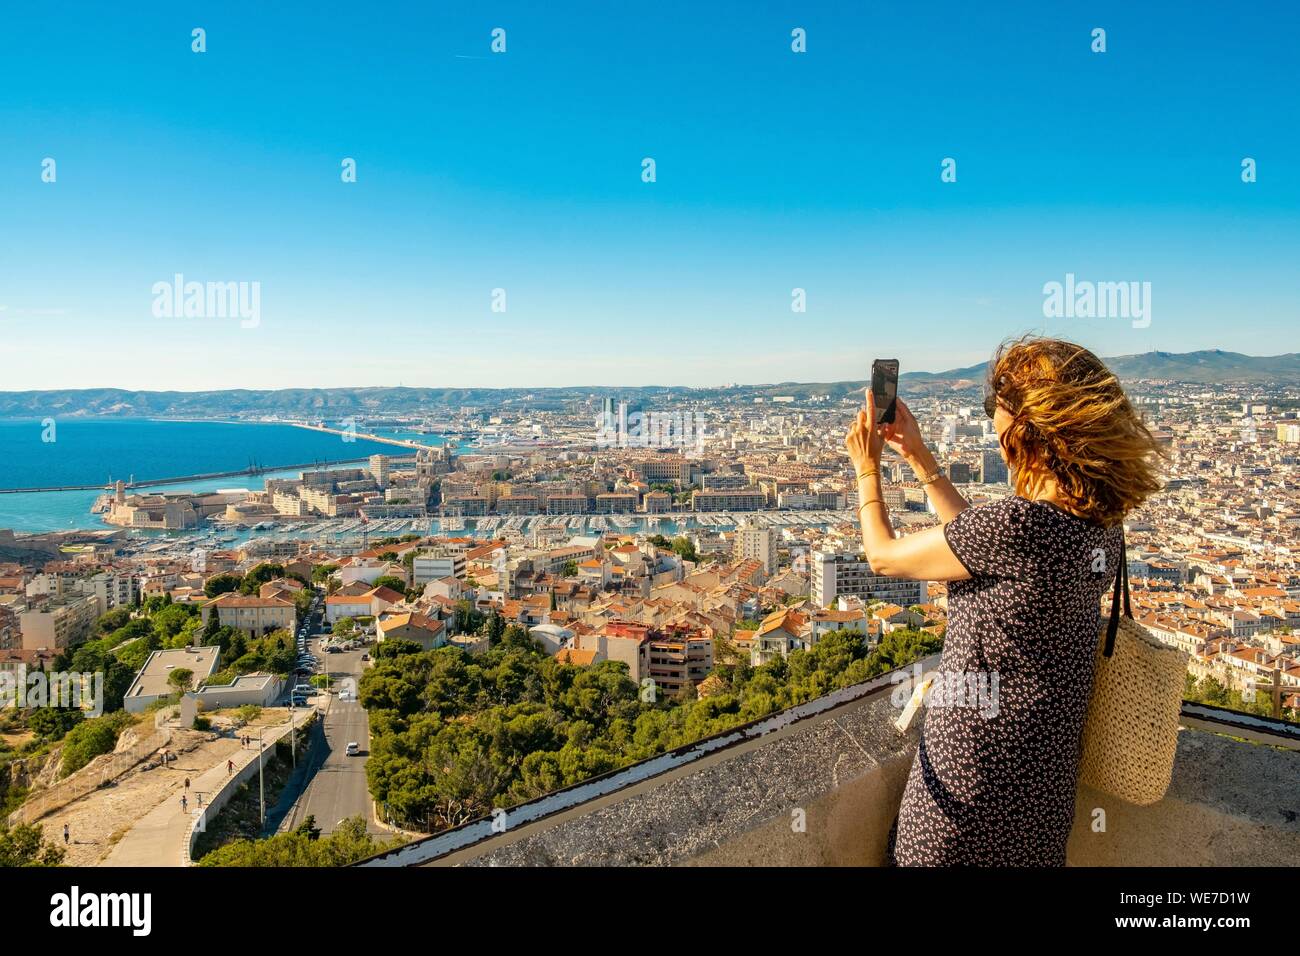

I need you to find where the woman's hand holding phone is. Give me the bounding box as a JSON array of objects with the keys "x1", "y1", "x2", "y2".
[
  {"x1": 846, "y1": 393, "x2": 886, "y2": 478},
  {"x1": 880, "y1": 397, "x2": 927, "y2": 465},
  {"x1": 847, "y1": 390, "x2": 932, "y2": 477}
]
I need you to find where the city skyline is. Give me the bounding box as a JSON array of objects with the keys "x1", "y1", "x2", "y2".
[{"x1": 2, "y1": 1, "x2": 1298, "y2": 390}]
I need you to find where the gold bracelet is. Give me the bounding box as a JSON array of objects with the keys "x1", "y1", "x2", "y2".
[
  {"x1": 856, "y1": 470, "x2": 879, "y2": 483},
  {"x1": 918, "y1": 469, "x2": 942, "y2": 485},
  {"x1": 857, "y1": 497, "x2": 884, "y2": 510}
]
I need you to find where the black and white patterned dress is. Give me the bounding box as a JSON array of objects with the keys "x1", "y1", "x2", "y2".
[{"x1": 892, "y1": 496, "x2": 1122, "y2": 866}]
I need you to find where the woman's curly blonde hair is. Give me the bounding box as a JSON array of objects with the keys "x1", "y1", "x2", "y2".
[{"x1": 988, "y1": 337, "x2": 1164, "y2": 526}]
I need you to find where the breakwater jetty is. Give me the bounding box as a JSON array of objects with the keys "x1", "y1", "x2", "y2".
[{"x1": 0, "y1": 454, "x2": 417, "y2": 495}]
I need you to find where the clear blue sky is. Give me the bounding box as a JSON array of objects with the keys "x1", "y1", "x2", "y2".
[{"x1": 1, "y1": 0, "x2": 1297, "y2": 390}]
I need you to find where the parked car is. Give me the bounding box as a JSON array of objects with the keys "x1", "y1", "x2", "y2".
[{"x1": 360, "y1": 653, "x2": 370, "y2": 662}]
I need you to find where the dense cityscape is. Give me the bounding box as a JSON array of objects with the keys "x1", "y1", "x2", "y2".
[{"x1": 1, "y1": 362, "x2": 1297, "y2": 868}]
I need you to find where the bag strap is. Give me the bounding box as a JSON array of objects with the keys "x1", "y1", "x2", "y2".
[{"x1": 1102, "y1": 530, "x2": 1132, "y2": 658}]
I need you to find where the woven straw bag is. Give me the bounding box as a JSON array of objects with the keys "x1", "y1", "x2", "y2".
[{"x1": 1078, "y1": 534, "x2": 1188, "y2": 805}]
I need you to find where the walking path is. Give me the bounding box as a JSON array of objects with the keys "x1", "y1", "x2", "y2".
[{"x1": 102, "y1": 708, "x2": 315, "y2": 867}]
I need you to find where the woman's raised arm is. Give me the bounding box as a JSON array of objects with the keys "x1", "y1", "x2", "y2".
[{"x1": 846, "y1": 396, "x2": 972, "y2": 583}]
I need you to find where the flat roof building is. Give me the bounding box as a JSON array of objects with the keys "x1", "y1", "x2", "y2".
[{"x1": 123, "y1": 645, "x2": 221, "y2": 713}]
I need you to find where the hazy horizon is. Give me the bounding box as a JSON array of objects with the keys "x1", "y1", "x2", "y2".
[{"x1": 1, "y1": 346, "x2": 1297, "y2": 401}]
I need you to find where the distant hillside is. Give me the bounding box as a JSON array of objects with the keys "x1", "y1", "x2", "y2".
[
  {"x1": 896, "y1": 349, "x2": 1300, "y2": 393},
  {"x1": 1105, "y1": 349, "x2": 1300, "y2": 382},
  {"x1": 0, "y1": 351, "x2": 1295, "y2": 418}
]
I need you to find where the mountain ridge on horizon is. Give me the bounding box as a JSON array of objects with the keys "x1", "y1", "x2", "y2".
[{"x1": 1, "y1": 349, "x2": 1295, "y2": 418}]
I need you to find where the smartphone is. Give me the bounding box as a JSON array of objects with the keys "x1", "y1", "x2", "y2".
[{"x1": 871, "y1": 359, "x2": 899, "y2": 425}]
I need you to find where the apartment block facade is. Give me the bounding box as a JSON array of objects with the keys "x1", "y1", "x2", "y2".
[{"x1": 810, "y1": 550, "x2": 926, "y2": 610}]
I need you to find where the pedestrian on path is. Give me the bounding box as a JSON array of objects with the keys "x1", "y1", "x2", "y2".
[
  {"x1": 184, "y1": 777, "x2": 191, "y2": 789},
  {"x1": 63, "y1": 824, "x2": 69, "y2": 845},
  {"x1": 181, "y1": 794, "x2": 188, "y2": 812},
  {"x1": 227, "y1": 759, "x2": 234, "y2": 775}
]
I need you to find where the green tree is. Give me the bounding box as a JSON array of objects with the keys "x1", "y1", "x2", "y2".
[
  {"x1": 203, "y1": 573, "x2": 243, "y2": 598},
  {"x1": 197, "y1": 816, "x2": 398, "y2": 866},
  {"x1": 61, "y1": 713, "x2": 133, "y2": 777},
  {"x1": 452, "y1": 600, "x2": 484, "y2": 635},
  {"x1": 152, "y1": 603, "x2": 197, "y2": 643},
  {"x1": 1197, "y1": 675, "x2": 1230, "y2": 707},
  {"x1": 373, "y1": 638, "x2": 423, "y2": 661},
  {"x1": 0, "y1": 823, "x2": 65, "y2": 867},
  {"x1": 240, "y1": 563, "x2": 285, "y2": 595},
  {"x1": 484, "y1": 611, "x2": 507, "y2": 645},
  {"x1": 28, "y1": 707, "x2": 83, "y2": 742},
  {"x1": 95, "y1": 606, "x2": 134, "y2": 635},
  {"x1": 373, "y1": 575, "x2": 408, "y2": 595},
  {"x1": 312, "y1": 564, "x2": 339, "y2": 584}
]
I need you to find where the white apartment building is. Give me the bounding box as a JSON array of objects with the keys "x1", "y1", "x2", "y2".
[
  {"x1": 24, "y1": 570, "x2": 136, "y2": 616},
  {"x1": 86, "y1": 571, "x2": 137, "y2": 614},
  {"x1": 810, "y1": 550, "x2": 926, "y2": 610},
  {"x1": 733, "y1": 519, "x2": 778, "y2": 575},
  {"x1": 412, "y1": 550, "x2": 467, "y2": 587}
]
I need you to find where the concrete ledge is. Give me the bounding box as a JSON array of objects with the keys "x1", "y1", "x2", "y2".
[
  {"x1": 358, "y1": 658, "x2": 1299, "y2": 867},
  {"x1": 360, "y1": 657, "x2": 939, "y2": 867},
  {"x1": 1068, "y1": 727, "x2": 1300, "y2": 866}
]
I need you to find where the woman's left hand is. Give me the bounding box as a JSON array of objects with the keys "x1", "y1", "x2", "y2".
[{"x1": 845, "y1": 392, "x2": 886, "y2": 477}]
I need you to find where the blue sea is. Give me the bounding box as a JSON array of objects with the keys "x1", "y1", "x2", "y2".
[{"x1": 0, "y1": 419, "x2": 449, "y2": 533}]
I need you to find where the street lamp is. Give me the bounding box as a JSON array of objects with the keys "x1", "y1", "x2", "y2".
[
  {"x1": 288, "y1": 691, "x2": 295, "y2": 770},
  {"x1": 257, "y1": 728, "x2": 265, "y2": 828}
]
